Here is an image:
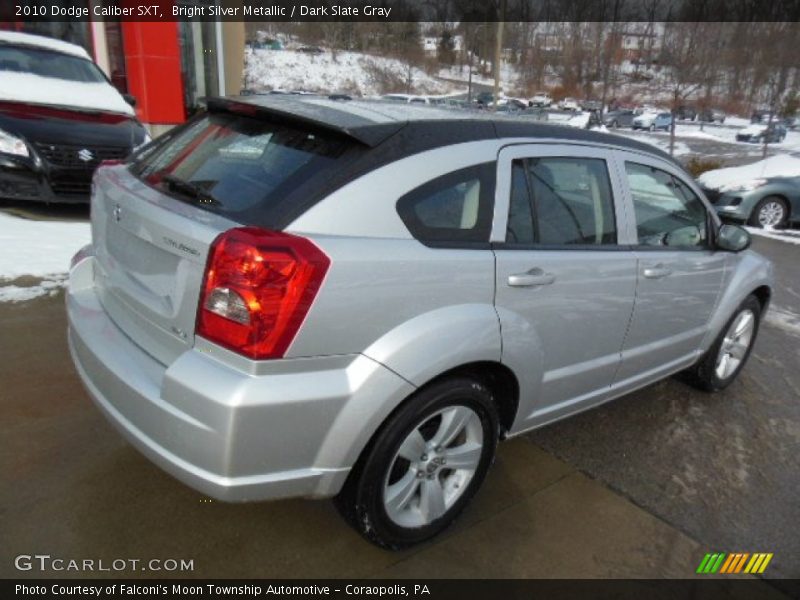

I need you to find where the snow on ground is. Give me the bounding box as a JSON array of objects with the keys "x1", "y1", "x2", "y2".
[
  {"x1": 0, "y1": 211, "x2": 89, "y2": 302},
  {"x1": 698, "y1": 154, "x2": 800, "y2": 190},
  {"x1": 616, "y1": 129, "x2": 692, "y2": 156},
  {"x1": 246, "y1": 49, "x2": 457, "y2": 96}
]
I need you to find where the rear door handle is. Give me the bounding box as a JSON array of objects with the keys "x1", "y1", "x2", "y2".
[
  {"x1": 642, "y1": 264, "x2": 672, "y2": 279},
  {"x1": 508, "y1": 268, "x2": 556, "y2": 287}
]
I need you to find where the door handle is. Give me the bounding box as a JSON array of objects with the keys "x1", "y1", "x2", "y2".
[
  {"x1": 508, "y1": 268, "x2": 556, "y2": 287},
  {"x1": 642, "y1": 264, "x2": 672, "y2": 279}
]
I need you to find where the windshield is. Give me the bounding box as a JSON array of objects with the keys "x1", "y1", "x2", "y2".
[
  {"x1": 131, "y1": 111, "x2": 359, "y2": 225},
  {"x1": 0, "y1": 44, "x2": 107, "y2": 83}
]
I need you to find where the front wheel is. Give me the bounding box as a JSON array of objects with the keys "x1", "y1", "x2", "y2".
[
  {"x1": 683, "y1": 295, "x2": 761, "y2": 392},
  {"x1": 335, "y1": 377, "x2": 499, "y2": 549},
  {"x1": 750, "y1": 196, "x2": 789, "y2": 229}
]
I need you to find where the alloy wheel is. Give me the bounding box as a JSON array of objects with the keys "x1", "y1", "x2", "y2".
[
  {"x1": 714, "y1": 309, "x2": 755, "y2": 380},
  {"x1": 757, "y1": 200, "x2": 785, "y2": 228},
  {"x1": 383, "y1": 405, "x2": 483, "y2": 528}
]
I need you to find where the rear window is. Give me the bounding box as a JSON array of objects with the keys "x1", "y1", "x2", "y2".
[
  {"x1": 130, "y1": 111, "x2": 360, "y2": 225},
  {"x1": 396, "y1": 163, "x2": 495, "y2": 247}
]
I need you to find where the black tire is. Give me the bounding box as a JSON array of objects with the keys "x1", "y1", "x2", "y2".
[
  {"x1": 748, "y1": 196, "x2": 789, "y2": 229},
  {"x1": 334, "y1": 377, "x2": 499, "y2": 550},
  {"x1": 682, "y1": 295, "x2": 761, "y2": 392}
]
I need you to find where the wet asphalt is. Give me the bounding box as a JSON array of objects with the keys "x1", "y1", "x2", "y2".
[{"x1": 529, "y1": 235, "x2": 800, "y2": 582}]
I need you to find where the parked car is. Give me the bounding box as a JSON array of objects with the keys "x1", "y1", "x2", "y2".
[
  {"x1": 381, "y1": 94, "x2": 429, "y2": 104},
  {"x1": 565, "y1": 111, "x2": 603, "y2": 130},
  {"x1": 0, "y1": 31, "x2": 148, "y2": 203},
  {"x1": 698, "y1": 108, "x2": 726, "y2": 123},
  {"x1": 675, "y1": 105, "x2": 697, "y2": 120},
  {"x1": 702, "y1": 175, "x2": 800, "y2": 228},
  {"x1": 475, "y1": 91, "x2": 495, "y2": 106},
  {"x1": 736, "y1": 123, "x2": 787, "y2": 143},
  {"x1": 496, "y1": 98, "x2": 529, "y2": 111},
  {"x1": 603, "y1": 109, "x2": 636, "y2": 129},
  {"x1": 558, "y1": 97, "x2": 580, "y2": 111},
  {"x1": 632, "y1": 111, "x2": 673, "y2": 131},
  {"x1": 781, "y1": 115, "x2": 799, "y2": 130},
  {"x1": 67, "y1": 95, "x2": 772, "y2": 550},
  {"x1": 530, "y1": 91, "x2": 552, "y2": 107},
  {"x1": 580, "y1": 99, "x2": 602, "y2": 112},
  {"x1": 751, "y1": 109, "x2": 776, "y2": 123}
]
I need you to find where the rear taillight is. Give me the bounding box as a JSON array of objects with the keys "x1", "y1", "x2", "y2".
[{"x1": 197, "y1": 227, "x2": 330, "y2": 360}]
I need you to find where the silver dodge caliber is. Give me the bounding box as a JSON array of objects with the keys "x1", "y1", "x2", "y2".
[{"x1": 67, "y1": 96, "x2": 773, "y2": 548}]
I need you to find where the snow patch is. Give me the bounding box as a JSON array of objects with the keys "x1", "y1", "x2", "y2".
[
  {"x1": 698, "y1": 155, "x2": 800, "y2": 191},
  {"x1": 0, "y1": 72, "x2": 134, "y2": 116},
  {"x1": 0, "y1": 211, "x2": 90, "y2": 279},
  {"x1": 246, "y1": 49, "x2": 456, "y2": 97},
  {"x1": 744, "y1": 226, "x2": 800, "y2": 246},
  {"x1": 0, "y1": 277, "x2": 65, "y2": 303}
]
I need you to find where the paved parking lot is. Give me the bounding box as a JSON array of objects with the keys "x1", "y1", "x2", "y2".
[{"x1": 0, "y1": 230, "x2": 797, "y2": 592}]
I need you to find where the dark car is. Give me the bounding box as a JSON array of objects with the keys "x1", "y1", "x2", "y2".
[
  {"x1": 0, "y1": 32, "x2": 148, "y2": 204},
  {"x1": 751, "y1": 109, "x2": 776, "y2": 124},
  {"x1": 675, "y1": 105, "x2": 697, "y2": 120},
  {"x1": 698, "y1": 108, "x2": 726, "y2": 123},
  {"x1": 580, "y1": 99, "x2": 602, "y2": 112},
  {"x1": 603, "y1": 109, "x2": 636, "y2": 129},
  {"x1": 736, "y1": 122, "x2": 787, "y2": 143}
]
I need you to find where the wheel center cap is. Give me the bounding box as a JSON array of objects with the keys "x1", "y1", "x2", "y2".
[{"x1": 425, "y1": 461, "x2": 438, "y2": 474}]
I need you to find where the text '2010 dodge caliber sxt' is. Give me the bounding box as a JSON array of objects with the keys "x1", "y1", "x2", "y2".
[{"x1": 67, "y1": 96, "x2": 773, "y2": 549}]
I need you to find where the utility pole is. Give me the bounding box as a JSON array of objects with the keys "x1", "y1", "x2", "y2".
[{"x1": 493, "y1": 0, "x2": 506, "y2": 111}]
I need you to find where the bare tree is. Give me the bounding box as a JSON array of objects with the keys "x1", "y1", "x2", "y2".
[{"x1": 660, "y1": 22, "x2": 718, "y2": 155}]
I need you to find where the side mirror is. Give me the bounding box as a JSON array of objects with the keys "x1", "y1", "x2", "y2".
[
  {"x1": 122, "y1": 93, "x2": 137, "y2": 108},
  {"x1": 716, "y1": 224, "x2": 751, "y2": 252}
]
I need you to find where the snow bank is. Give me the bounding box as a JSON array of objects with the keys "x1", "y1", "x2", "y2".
[
  {"x1": 698, "y1": 155, "x2": 800, "y2": 190},
  {"x1": 0, "y1": 72, "x2": 134, "y2": 116},
  {"x1": 246, "y1": 48, "x2": 454, "y2": 96},
  {"x1": 0, "y1": 211, "x2": 90, "y2": 302}
]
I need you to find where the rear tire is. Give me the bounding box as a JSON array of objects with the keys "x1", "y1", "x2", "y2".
[
  {"x1": 334, "y1": 377, "x2": 499, "y2": 550},
  {"x1": 683, "y1": 295, "x2": 761, "y2": 392}
]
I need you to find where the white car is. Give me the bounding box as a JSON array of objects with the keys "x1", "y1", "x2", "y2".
[
  {"x1": 381, "y1": 94, "x2": 430, "y2": 105},
  {"x1": 530, "y1": 92, "x2": 552, "y2": 107},
  {"x1": 559, "y1": 97, "x2": 580, "y2": 111}
]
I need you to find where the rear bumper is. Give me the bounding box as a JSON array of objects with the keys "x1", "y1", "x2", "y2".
[{"x1": 66, "y1": 255, "x2": 413, "y2": 501}]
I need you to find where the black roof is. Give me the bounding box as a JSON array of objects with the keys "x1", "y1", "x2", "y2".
[
  {"x1": 208, "y1": 95, "x2": 680, "y2": 167},
  {"x1": 203, "y1": 95, "x2": 684, "y2": 230}
]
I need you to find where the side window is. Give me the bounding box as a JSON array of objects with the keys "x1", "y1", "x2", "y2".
[
  {"x1": 505, "y1": 156, "x2": 617, "y2": 246},
  {"x1": 397, "y1": 163, "x2": 495, "y2": 246},
  {"x1": 625, "y1": 162, "x2": 708, "y2": 248}
]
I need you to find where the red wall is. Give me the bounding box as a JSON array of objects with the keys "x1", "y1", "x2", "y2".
[{"x1": 121, "y1": 22, "x2": 185, "y2": 125}]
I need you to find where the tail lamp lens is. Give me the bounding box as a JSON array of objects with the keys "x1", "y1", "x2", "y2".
[{"x1": 197, "y1": 227, "x2": 330, "y2": 360}]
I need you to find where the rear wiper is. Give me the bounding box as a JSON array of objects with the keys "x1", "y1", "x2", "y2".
[{"x1": 160, "y1": 174, "x2": 219, "y2": 206}]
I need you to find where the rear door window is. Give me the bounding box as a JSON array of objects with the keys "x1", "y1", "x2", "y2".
[
  {"x1": 396, "y1": 163, "x2": 495, "y2": 247},
  {"x1": 505, "y1": 157, "x2": 617, "y2": 246}
]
